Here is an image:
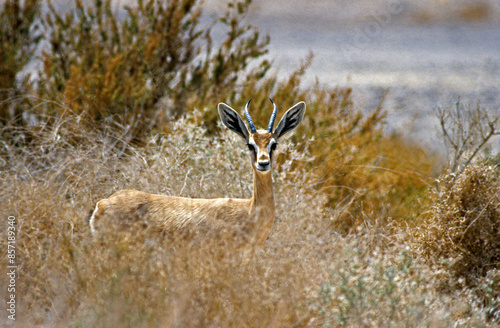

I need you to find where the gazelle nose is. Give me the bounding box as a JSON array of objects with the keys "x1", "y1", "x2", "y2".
[
  {"x1": 258, "y1": 160, "x2": 269, "y2": 166},
  {"x1": 256, "y1": 157, "x2": 271, "y2": 171}
]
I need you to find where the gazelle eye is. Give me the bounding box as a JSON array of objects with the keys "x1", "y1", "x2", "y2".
[
  {"x1": 270, "y1": 142, "x2": 277, "y2": 151},
  {"x1": 247, "y1": 144, "x2": 256, "y2": 152}
]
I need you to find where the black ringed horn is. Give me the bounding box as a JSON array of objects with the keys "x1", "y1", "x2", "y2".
[
  {"x1": 244, "y1": 99, "x2": 257, "y2": 133},
  {"x1": 267, "y1": 98, "x2": 277, "y2": 132}
]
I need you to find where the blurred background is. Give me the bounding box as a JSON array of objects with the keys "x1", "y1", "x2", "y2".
[
  {"x1": 9, "y1": 0, "x2": 500, "y2": 151},
  {"x1": 203, "y1": 0, "x2": 500, "y2": 151}
]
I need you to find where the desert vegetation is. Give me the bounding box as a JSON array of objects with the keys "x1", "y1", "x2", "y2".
[{"x1": 1, "y1": 0, "x2": 499, "y2": 327}]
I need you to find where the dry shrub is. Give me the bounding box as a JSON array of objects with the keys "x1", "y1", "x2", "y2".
[
  {"x1": 312, "y1": 247, "x2": 449, "y2": 327},
  {"x1": 295, "y1": 87, "x2": 435, "y2": 233},
  {"x1": 1, "y1": 0, "x2": 438, "y2": 237},
  {"x1": 1, "y1": 113, "x2": 498, "y2": 327},
  {"x1": 416, "y1": 164, "x2": 500, "y2": 287},
  {"x1": 1, "y1": 1, "x2": 497, "y2": 326},
  {"x1": 312, "y1": 226, "x2": 500, "y2": 327},
  {"x1": 221, "y1": 78, "x2": 437, "y2": 233},
  {"x1": 470, "y1": 269, "x2": 500, "y2": 322},
  {"x1": 0, "y1": 113, "x2": 328, "y2": 327}
]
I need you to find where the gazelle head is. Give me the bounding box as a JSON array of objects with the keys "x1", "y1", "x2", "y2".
[{"x1": 218, "y1": 99, "x2": 306, "y2": 173}]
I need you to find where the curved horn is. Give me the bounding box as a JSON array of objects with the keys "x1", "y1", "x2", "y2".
[
  {"x1": 267, "y1": 98, "x2": 277, "y2": 132},
  {"x1": 244, "y1": 99, "x2": 257, "y2": 133}
]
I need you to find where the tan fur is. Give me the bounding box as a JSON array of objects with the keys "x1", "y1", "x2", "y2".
[
  {"x1": 90, "y1": 133, "x2": 276, "y2": 249},
  {"x1": 90, "y1": 100, "x2": 306, "y2": 249}
]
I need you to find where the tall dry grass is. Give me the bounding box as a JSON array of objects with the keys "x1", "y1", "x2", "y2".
[
  {"x1": 0, "y1": 0, "x2": 438, "y2": 232},
  {"x1": 1, "y1": 112, "x2": 498, "y2": 327},
  {"x1": 413, "y1": 164, "x2": 500, "y2": 322},
  {"x1": 1, "y1": 0, "x2": 499, "y2": 327}
]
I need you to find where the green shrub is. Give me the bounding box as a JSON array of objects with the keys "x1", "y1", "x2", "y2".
[
  {"x1": 33, "y1": 0, "x2": 269, "y2": 138},
  {"x1": 0, "y1": 0, "x2": 40, "y2": 125}
]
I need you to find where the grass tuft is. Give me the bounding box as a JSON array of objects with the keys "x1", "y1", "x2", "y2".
[{"x1": 0, "y1": 113, "x2": 498, "y2": 327}]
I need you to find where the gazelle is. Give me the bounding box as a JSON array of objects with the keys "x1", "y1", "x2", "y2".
[{"x1": 89, "y1": 99, "x2": 306, "y2": 248}]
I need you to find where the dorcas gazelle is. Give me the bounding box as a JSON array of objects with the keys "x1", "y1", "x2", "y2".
[{"x1": 90, "y1": 99, "x2": 306, "y2": 249}]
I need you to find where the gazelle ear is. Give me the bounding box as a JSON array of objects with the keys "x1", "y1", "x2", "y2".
[
  {"x1": 218, "y1": 103, "x2": 249, "y2": 140},
  {"x1": 274, "y1": 102, "x2": 306, "y2": 139}
]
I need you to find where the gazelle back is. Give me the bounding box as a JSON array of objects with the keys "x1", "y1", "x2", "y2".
[{"x1": 90, "y1": 99, "x2": 306, "y2": 249}]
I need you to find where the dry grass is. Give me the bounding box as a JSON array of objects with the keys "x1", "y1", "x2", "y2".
[
  {"x1": 417, "y1": 164, "x2": 500, "y2": 282},
  {"x1": 414, "y1": 164, "x2": 500, "y2": 321},
  {"x1": 1, "y1": 113, "x2": 499, "y2": 327},
  {"x1": 2, "y1": 0, "x2": 438, "y2": 236},
  {"x1": 2, "y1": 1, "x2": 499, "y2": 326}
]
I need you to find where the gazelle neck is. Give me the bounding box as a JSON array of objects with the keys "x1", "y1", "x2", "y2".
[
  {"x1": 250, "y1": 169, "x2": 275, "y2": 247},
  {"x1": 251, "y1": 169, "x2": 274, "y2": 209}
]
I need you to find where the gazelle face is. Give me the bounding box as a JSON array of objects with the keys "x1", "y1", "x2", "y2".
[
  {"x1": 248, "y1": 132, "x2": 278, "y2": 172},
  {"x1": 218, "y1": 99, "x2": 306, "y2": 173}
]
